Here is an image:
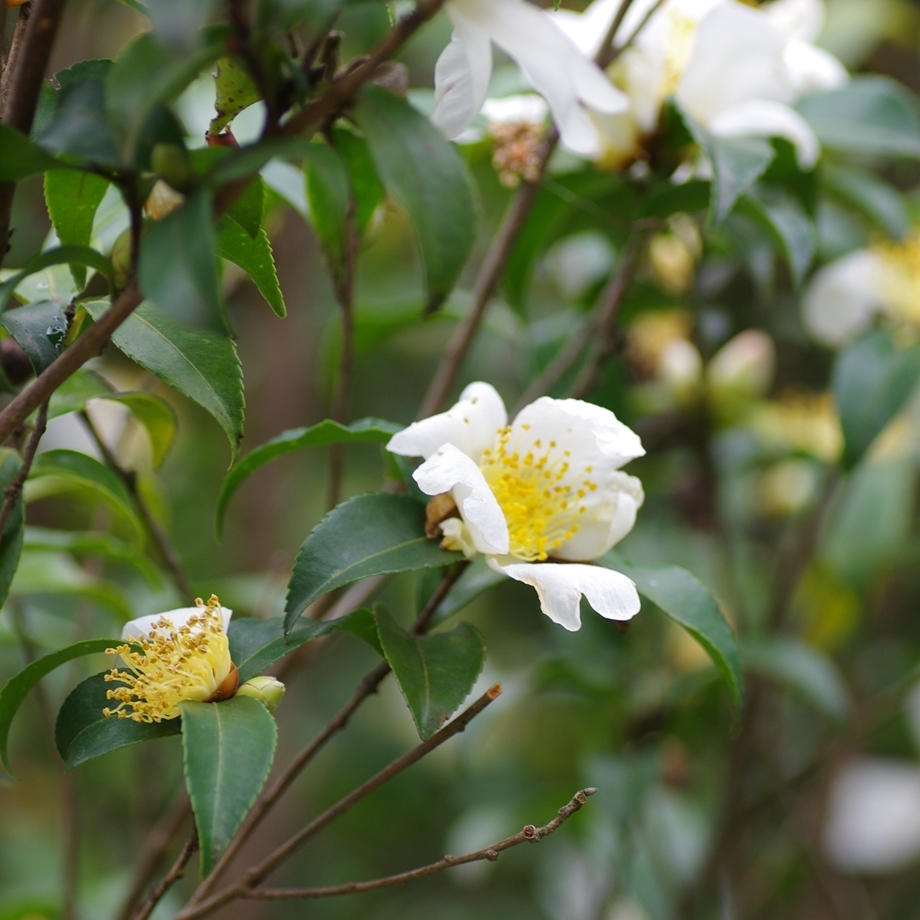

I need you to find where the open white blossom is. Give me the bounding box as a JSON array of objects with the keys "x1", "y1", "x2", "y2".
[
  {"x1": 551, "y1": 0, "x2": 847, "y2": 168},
  {"x1": 431, "y1": 0, "x2": 629, "y2": 157},
  {"x1": 802, "y1": 230, "x2": 920, "y2": 347},
  {"x1": 387, "y1": 383, "x2": 645, "y2": 630}
]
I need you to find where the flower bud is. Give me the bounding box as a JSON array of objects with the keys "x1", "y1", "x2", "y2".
[
  {"x1": 110, "y1": 227, "x2": 134, "y2": 291},
  {"x1": 145, "y1": 179, "x2": 185, "y2": 221},
  {"x1": 236, "y1": 675, "x2": 285, "y2": 712}
]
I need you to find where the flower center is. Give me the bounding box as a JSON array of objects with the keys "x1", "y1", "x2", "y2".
[
  {"x1": 103, "y1": 595, "x2": 235, "y2": 723},
  {"x1": 479, "y1": 426, "x2": 597, "y2": 562},
  {"x1": 873, "y1": 230, "x2": 920, "y2": 324}
]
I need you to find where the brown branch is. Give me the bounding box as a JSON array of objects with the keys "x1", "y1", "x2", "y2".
[
  {"x1": 177, "y1": 684, "x2": 502, "y2": 920},
  {"x1": 0, "y1": 398, "x2": 48, "y2": 536},
  {"x1": 605, "y1": 0, "x2": 667, "y2": 68},
  {"x1": 78, "y1": 409, "x2": 193, "y2": 600},
  {"x1": 131, "y1": 831, "x2": 199, "y2": 920},
  {"x1": 241, "y1": 787, "x2": 596, "y2": 901}
]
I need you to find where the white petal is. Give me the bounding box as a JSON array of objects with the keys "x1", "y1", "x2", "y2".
[
  {"x1": 490, "y1": 558, "x2": 640, "y2": 630},
  {"x1": 550, "y1": 0, "x2": 632, "y2": 57},
  {"x1": 481, "y1": 94, "x2": 549, "y2": 125},
  {"x1": 783, "y1": 40, "x2": 848, "y2": 96},
  {"x1": 122, "y1": 605, "x2": 233, "y2": 641},
  {"x1": 762, "y1": 0, "x2": 826, "y2": 42},
  {"x1": 708, "y1": 99, "x2": 820, "y2": 168},
  {"x1": 802, "y1": 249, "x2": 887, "y2": 347},
  {"x1": 386, "y1": 381, "x2": 507, "y2": 463},
  {"x1": 413, "y1": 443, "x2": 509, "y2": 555},
  {"x1": 431, "y1": 18, "x2": 492, "y2": 139}
]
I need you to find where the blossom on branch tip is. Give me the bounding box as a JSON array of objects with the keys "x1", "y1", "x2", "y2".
[
  {"x1": 387, "y1": 383, "x2": 645, "y2": 631},
  {"x1": 103, "y1": 595, "x2": 236, "y2": 723}
]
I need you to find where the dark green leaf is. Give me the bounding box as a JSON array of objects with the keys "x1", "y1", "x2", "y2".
[
  {"x1": 226, "y1": 177, "x2": 265, "y2": 239},
  {"x1": 284, "y1": 492, "x2": 462, "y2": 633},
  {"x1": 600, "y1": 553, "x2": 743, "y2": 712},
  {"x1": 429, "y1": 556, "x2": 505, "y2": 628},
  {"x1": 148, "y1": 0, "x2": 216, "y2": 53},
  {"x1": 354, "y1": 86, "x2": 476, "y2": 311},
  {"x1": 0, "y1": 125, "x2": 61, "y2": 181},
  {"x1": 374, "y1": 607, "x2": 485, "y2": 740},
  {"x1": 736, "y1": 194, "x2": 815, "y2": 286},
  {"x1": 1, "y1": 641, "x2": 118, "y2": 775},
  {"x1": 303, "y1": 144, "x2": 350, "y2": 278},
  {"x1": 832, "y1": 329, "x2": 920, "y2": 469},
  {"x1": 216, "y1": 216, "x2": 286, "y2": 317},
  {"x1": 797, "y1": 76, "x2": 920, "y2": 159},
  {"x1": 0, "y1": 450, "x2": 24, "y2": 624},
  {"x1": 55, "y1": 672, "x2": 180, "y2": 770},
  {"x1": 0, "y1": 246, "x2": 112, "y2": 312},
  {"x1": 139, "y1": 190, "x2": 223, "y2": 329},
  {"x1": 210, "y1": 56, "x2": 262, "y2": 134},
  {"x1": 332, "y1": 126, "x2": 385, "y2": 235},
  {"x1": 83, "y1": 300, "x2": 245, "y2": 459},
  {"x1": 217, "y1": 418, "x2": 401, "y2": 534},
  {"x1": 0, "y1": 301, "x2": 69, "y2": 374},
  {"x1": 334, "y1": 606, "x2": 384, "y2": 656},
  {"x1": 182, "y1": 696, "x2": 276, "y2": 876},
  {"x1": 39, "y1": 77, "x2": 121, "y2": 167},
  {"x1": 229, "y1": 617, "x2": 334, "y2": 683},
  {"x1": 822, "y1": 165, "x2": 910, "y2": 239}
]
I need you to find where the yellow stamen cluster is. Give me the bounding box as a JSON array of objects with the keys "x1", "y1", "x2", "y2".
[
  {"x1": 490, "y1": 121, "x2": 544, "y2": 188},
  {"x1": 480, "y1": 426, "x2": 597, "y2": 561},
  {"x1": 103, "y1": 595, "x2": 234, "y2": 723},
  {"x1": 874, "y1": 230, "x2": 920, "y2": 324}
]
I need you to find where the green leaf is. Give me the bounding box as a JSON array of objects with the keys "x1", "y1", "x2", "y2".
[
  {"x1": 181, "y1": 696, "x2": 277, "y2": 877},
  {"x1": 331, "y1": 126, "x2": 385, "y2": 235},
  {"x1": 217, "y1": 418, "x2": 401, "y2": 534},
  {"x1": 83, "y1": 300, "x2": 245, "y2": 460},
  {"x1": 354, "y1": 86, "x2": 476, "y2": 311},
  {"x1": 822, "y1": 165, "x2": 910, "y2": 239},
  {"x1": 39, "y1": 74, "x2": 122, "y2": 167},
  {"x1": 742, "y1": 637, "x2": 848, "y2": 724},
  {"x1": 148, "y1": 0, "x2": 216, "y2": 53},
  {"x1": 429, "y1": 556, "x2": 505, "y2": 628},
  {"x1": 229, "y1": 617, "x2": 333, "y2": 683},
  {"x1": 0, "y1": 301, "x2": 69, "y2": 374},
  {"x1": 216, "y1": 216, "x2": 286, "y2": 317},
  {"x1": 303, "y1": 144, "x2": 350, "y2": 279},
  {"x1": 797, "y1": 76, "x2": 920, "y2": 159},
  {"x1": 832, "y1": 329, "x2": 920, "y2": 469},
  {"x1": 374, "y1": 607, "x2": 485, "y2": 740},
  {"x1": 139, "y1": 190, "x2": 223, "y2": 329},
  {"x1": 736, "y1": 194, "x2": 815, "y2": 286},
  {"x1": 0, "y1": 449, "x2": 24, "y2": 616},
  {"x1": 600, "y1": 553, "x2": 743, "y2": 713},
  {"x1": 0, "y1": 246, "x2": 112, "y2": 313},
  {"x1": 55, "y1": 672, "x2": 180, "y2": 770},
  {"x1": 28, "y1": 450, "x2": 144, "y2": 544},
  {"x1": 1, "y1": 641, "x2": 118, "y2": 776},
  {"x1": 48, "y1": 370, "x2": 114, "y2": 419},
  {"x1": 0, "y1": 125, "x2": 61, "y2": 181},
  {"x1": 210, "y1": 56, "x2": 262, "y2": 135},
  {"x1": 43, "y1": 171, "x2": 110, "y2": 288},
  {"x1": 334, "y1": 606, "x2": 384, "y2": 656},
  {"x1": 101, "y1": 393, "x2": 178, "y2": 469},
  {"x1": 284, "y1": 492, "x2": 462, "y2": 633},
  {"x1": 226, "y1": 177, "x2": 265, "y2": 239}
]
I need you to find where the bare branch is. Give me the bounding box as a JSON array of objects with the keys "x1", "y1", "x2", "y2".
[
  {"x1": 0, "y1": 398, "x2": 48, "y2": 536},
  {"x1": 242, "y1": 787, "x2": 597, "y2": 901},
  {"x1": 131, "y1": 831, "x2": 199, "y2": 920}
]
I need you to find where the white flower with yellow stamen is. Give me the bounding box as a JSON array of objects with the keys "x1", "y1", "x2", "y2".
[
  {"x1": 103, "y1": 595, "x2": 237, "y2": 723},
  {"x1": 387, "y1": 383, "x2": 645, "y2": 631}
]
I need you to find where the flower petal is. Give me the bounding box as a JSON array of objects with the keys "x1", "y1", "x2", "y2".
[
  {"x1": 414, "y1": 443, "x2": 509, "y2": 555},
  {"x1": 762, "y1": 0, "x2": 826, "y2": 42},
  {"x1": 783, "y1": 40, "x2": 848, "y2": 96},
  {"x1": 122, "y1": 605, "x2": 233, "y2": 641},
  {"x1": 431, "y1": 15, "x2": 493, "y2": 139},
  {"x1": 490, "y1": 558, "x2": 640, "y2": 630},
  {"x1": 387, "y1": 381, "x2": 507, "y2": 463}
]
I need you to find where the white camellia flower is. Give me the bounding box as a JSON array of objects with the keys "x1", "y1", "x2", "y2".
[
  {"x1": 802, "y1": 230, "x2": 920, "y2": 347},
  {"x1": 431, "y1": 0, "x2": 630, "y2": 157},
  {"x1": 387, "y1": 383, "x2": 645, "y2": 630}
]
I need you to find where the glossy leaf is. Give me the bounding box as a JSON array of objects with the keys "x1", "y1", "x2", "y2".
[
  {"x1": 210, "y1": 56, "x2": 261, "y2": 134},
  {"x1": 217, "y1": 418, "x2": 401, "y2": 534},
  {"x1": 100, "y1": 392, "x2": 178, "y2": 469},
  {"x1": 832, "y1": 329, "x2": 920, "y2": 469},
  {"x1": 284, "y1": 492, "x2": 462, "y2": 633},
  {"x1": 217, "y1": 216, "x2": 286, "y2": 317},
  {"x1": 736, "y1": 194, "x2": 815, "y2": 286},
  {"x1": 0, "y1": 246, "x2": 112, "y2": 312},
  {"x1": 0, "y1": 301, "x2": 69, "y2": 374},
  {"x1": 226, "y1": 177, "x2": 265, "y2": 239},
  {"x1": 39, "y1": 76, "x2": 121, "y2": 167},
  {"x1": 601, "y1": 553, "x2": 743, "y2": 712},
  {"x1": 182, "y1": 696, "x2": 277, "y2": 876},
  {"x1": 48, "y1": 370, "x2": 113, "y2": 420},
  {"x1": 229, "y1": 617, "x2": 335, "y2": 683},
  {"x1": 332, "y1": 126, "x2": 385, "y2": 235},
  {"x1": 55, "y1": 672, "x2": 180, "y2": 770},
  {"x1": 0, "y1": 125, "x2": 62, "y2": 181},
  {"x1": 43, "y1": 171, "x2": 110, "y2": 288},
  {"x1": 83, "y1": 300, "x2": 245, "y2": 459},
  {"x1": 0, "y1": 450, "x2": 24, "y2": 618},
  {"x1": 139, "y1": 190, "x2": 223, "y2": 329},
  {"x1": 354, "y1": 86, "x2": 476, "y2": 311},
  {"x1": 375, "y1": 607, "x2": 485, "y2": 740},
  {"x1": 822, "y1": 165, "x2": 909, "y2": 240},
  {"x1": 303, "y1": 144, "x2": 350, "y2": 278},
  {"x1": 1, "y1": 641, "x2": 117, "y2": 775}
]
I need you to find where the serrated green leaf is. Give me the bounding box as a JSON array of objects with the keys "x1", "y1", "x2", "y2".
[
  {"x1": 226, "y1": 177, "x2": 265, "y2": 239},
  {"x1": 99, "y1": 392, "x2": 178, "y2": 469},
  {"x1": 39, "y1": 74, "x2": 122, "y2": 167},
  {"x1": 1, "y1": 641, "x2": 118, "y2": 776},
  {"x1": 374, "y1": 607, "x2": 485, "y2": 740},
  {"x1": 354, "y1": 86, "x2": 476, "y2": 311},
  {"x1": 44, "y1": 171, "x2": 110, "y2": 288},
  {"x1": 210, "y1": 56, "x2": 262, "y2": 134},
  {"x1": 217, "y1": 418, "x2": 401, "y2": 534},
  {"x1": 0, "y1": 450, "x2": 24, "y2": 617},
  {"x1": 47, "y1": 370, "x2": 114, "y2": 420},
  {"x1": 83, "y1": 300, "x2": 245, "y2": 460},
  {"x1": 217, "y1": 215, "x2": 286, "y2": 317},
  {"x1": 0, "y1": 125, "x2": 62, "y2": 181},
  {"x1": 55, "y1": 672, "x2": 180, "y2": 770},
  {"x1": 0, "y1": 301, "x2": 69, "y2": 374},
  {"x1": 736, "y1": 194, "x2": 815, "y2": 286},
  {"x1": 331, "y1": 126, "x2": 385, "y2": 235},
  {"x1": 229, "y1": 617, "x2": 333, "y2": 683},
  {"x1": 284, "y1": 493, "x2": 462, "y2": 633},
  {"x1": 600, "y1": 553, "x2": 743, "y2": 713},
  {"x1": 832, "y1": 329, "x2": 920, "y2": 469},
  {"x1": 303, "y1": 144, "x2": 350, "y2": 279},
  {"x1": 0, "y1": 246, "x2": 112, "y2": 313},
  {"x1": 182, "y1": 696, "x2": 276, "y2": 876}
]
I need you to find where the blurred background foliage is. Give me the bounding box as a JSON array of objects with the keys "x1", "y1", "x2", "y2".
[{"x1": 6, "y1": 0, "x2": 920, "y2": 919}]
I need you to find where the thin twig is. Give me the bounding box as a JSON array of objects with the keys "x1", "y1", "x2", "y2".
[
  {"x1": 177, "y1": 684, "x2": 503, "y2": 920},
  {"x1": 0, "y1": 1, "x2": 31, "y2": 120},
  {"x1": 79, "y1": 410, "x2": 193, "y2": 600},
  {"x1": 242, "y1": 787, "x2": 596, "y2": 901},
  {"x1": 0, "y1": 399, "x2": 48, "y2": 536},
  {"x1": 605, "y1": 0, "x2": 667, "y2": 68},
  {"x1": 131, "y1": 831, "x2": 199, "y2": 920}
]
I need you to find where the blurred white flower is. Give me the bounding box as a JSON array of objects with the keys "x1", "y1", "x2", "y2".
[
  {"x1": 387, "y1": 382, "x2": 645, "y2": 630},
  {"x1": 803, "y1": 230, "x2": 920, "y2": 347},
  {"x1": 824, "y1": 758, "x2": 920, "y2": 873},
  {"x1": 707, "y1": 329, "x2": 776, "y2": 403},
  {"x1": 432, "y1": 0, "x2": 629, "y2": 157}
]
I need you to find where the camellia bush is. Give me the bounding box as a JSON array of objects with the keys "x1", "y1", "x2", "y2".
[{"x1": 3, "y1": 0, "x2": 920, "y2": 917}]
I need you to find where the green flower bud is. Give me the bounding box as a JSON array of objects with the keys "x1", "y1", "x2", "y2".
[{"x1": 236, "y1": 675, "x2": 285, "y2": 712}]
